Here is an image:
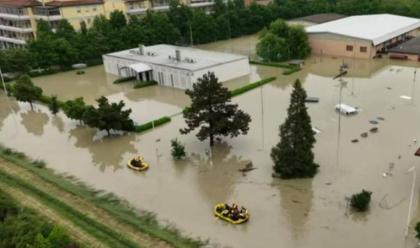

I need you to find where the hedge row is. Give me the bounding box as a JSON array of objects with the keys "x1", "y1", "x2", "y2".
[
  {"x1": 230, "y1": 77, "x2": 277, "y2": 97},
  {"x1": 113, "y1": 76, "x2": 136, "y2": 84},
  {"x1": 283, "y1": 67, "x2": 301, "y2": 75},
  {"x1": 133, "y1": 80, "x2": 158, "y2": 89},
  {"x1": 249, "y1": 60, "x2": 293, "y2": 69},
  {"x1": 135, "y1": 116, "x2": 171, "y2": 133}
]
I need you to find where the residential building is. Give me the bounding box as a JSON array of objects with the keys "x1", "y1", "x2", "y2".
[
  {"x1": 103, "y1": 44, "x2": 250, "y2": 89},
  {"x1": 305, "y1": 14, "x2": 420, "y2": 59},
  {"x1": 0, "y1": 0, "x2": 215, "y2": 49}
]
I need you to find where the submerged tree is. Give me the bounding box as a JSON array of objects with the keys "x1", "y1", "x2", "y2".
[
  {"x1": 83, "y1": 96, "x2": 135, "y2": 135},
  {"x1": 181, "y1": 72, "x2": 251, "y2": 146},
  {"x1": 48, "y1": 96, "x2": 60, "y2": 115},
  {"x1": 62, "y1": 97, "x2": 87, "y2": 124},
  {"x1": 12, "y1": 75, "x2": 43, "y2": 110},
  {"x1": 171, "y1": 139, "x2": 186, "y2": 160},
  {"x1": 350, "y1": 190, "x2": 372, "y2": 212},
  {"x1": 271, "y1": 79, "x2": 318, "y2": 178}
]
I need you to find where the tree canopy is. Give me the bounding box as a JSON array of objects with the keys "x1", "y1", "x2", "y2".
[
  {"x1": 12, "y1": 75, "x2": 43, "y2": 110},
  {"x1": 83, "y1": 96, "x2": 135, "y2": 135},
  {"x1": 257, "y1": 19, "x2": 311, "y2": 62},
  {"x1": 271, "y1": 79, "x2": 318, "y2": 178},
  {"x1": 181, "y1": 72, "x2": 251, "y2": 146}
]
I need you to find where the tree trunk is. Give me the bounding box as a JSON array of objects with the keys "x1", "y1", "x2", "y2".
[
  {"x1": 29, "y1": 101, "x2": 33, "y2": 110},
  {"x1": 210, "y1": 134, "x2": 214, "y2": 147},
  {"x1": 106, "y1": 129, "x2": 110, "y2": 136}
]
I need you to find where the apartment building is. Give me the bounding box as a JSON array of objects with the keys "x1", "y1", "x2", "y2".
[{"x1": 0, "y1": 0, "x2": 214, "y2": 49}]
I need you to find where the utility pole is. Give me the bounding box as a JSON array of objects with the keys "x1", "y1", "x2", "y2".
[{"x1": 0, "y1": 67, "x2": 8, "y2": 96}]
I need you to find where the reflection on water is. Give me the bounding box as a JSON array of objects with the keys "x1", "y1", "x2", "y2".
[
  {"x1": 20, "y1": 110, "x2": 49, "y2": 136},
  {"x1": 69, "y1": 127, "x2": 138, "y2": 171},
  {"x1": 51, "y1": 115, "x2": 65, "y2": 133},
  {"x1": 191, "y1": 142, "x2": 246, "y2": 205}
]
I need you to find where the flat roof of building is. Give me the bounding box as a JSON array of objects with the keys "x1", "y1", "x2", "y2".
[
  {"x1": 293, "y1": 13, "x2": 346, "y2": 24},
  {"x1": 389, "y1": 37, "x2": 420, "y2": 55},
  {"x1": 306, "y1": 14, "x2": 420, "y2": 46},
  {"x1": 104, "y1": 44, "x2": 248, "y2": 72}
]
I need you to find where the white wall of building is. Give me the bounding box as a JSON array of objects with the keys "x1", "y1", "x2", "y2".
[
  {"x1": 192, "y1": 58, "x2": 250, "y2": 86},
  {"x1": 103, "y1": 55, "x2": 250, "y2": 90}
]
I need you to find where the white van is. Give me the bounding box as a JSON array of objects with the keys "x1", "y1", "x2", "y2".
[{"x1": 335, "y1": 104, "x2": 358, "y2": 115}]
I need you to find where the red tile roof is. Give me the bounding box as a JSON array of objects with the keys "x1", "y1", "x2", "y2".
[
  {"x1": 0, "y1": 0, "x2": 41, "y2": 7},
  {"x1": 46, "y1": 0, "x2": 103, "y2": 7}
]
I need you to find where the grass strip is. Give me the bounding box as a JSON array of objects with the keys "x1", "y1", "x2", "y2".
[
  {"x1": 114, "y1": 76, "x2": 136, "y2": 84},
  {"x1": 135, "y1": 116, "x2": 171, "y2": 133},
  {"x1": 0, "y1": 146, "x2": 206, "y2": 248},
  {"x1": 230, "y1": 77, "x2": 276, "y2": 97},
  {"x1": 0, "y1": 169, "x2": 143, "y2": 248},
  {"x1": 250, "y1": 60, "x2": 301, "y2": 75}
]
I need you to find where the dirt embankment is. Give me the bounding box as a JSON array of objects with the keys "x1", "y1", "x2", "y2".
[{"x1": 0, "y1": 157, "x2": 172, "y2": 248}]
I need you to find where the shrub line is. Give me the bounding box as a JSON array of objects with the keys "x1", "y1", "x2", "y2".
[
  {"x1": 230, "y1": 77, "x2": 276, "y2": 97},
  {"x1": 135, "y1": 116, "x2": 171, "y2": 133}
]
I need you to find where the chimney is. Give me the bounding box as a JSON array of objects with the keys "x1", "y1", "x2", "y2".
[
  {"x1": 175, "y1": 50, "x2": 181, "y2": 62},
  {"x1": 138, "y1": 44, "x2": 144, "y2": 55}
]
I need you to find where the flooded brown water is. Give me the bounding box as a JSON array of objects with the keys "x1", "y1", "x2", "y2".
[{"x1": 2, "y1": 35, "x2": 420, "y2": 247}]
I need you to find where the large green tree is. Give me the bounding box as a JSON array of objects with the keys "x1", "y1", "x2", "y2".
[
  {"x1": 271, "y1": 79, "x2": 318, "y2": 179},
  {"x1": 181, "y1": 72, "x2": 251, "y2": 146},
  {"x1": 256, "y1": 19, "x2": 311, "y2": 62},
  {"x1": 12, "y1": 75, "x2": 43, "y2": 110},
  {"x1": 83, "y1": 96, "x2": 135, "y2": 135}
]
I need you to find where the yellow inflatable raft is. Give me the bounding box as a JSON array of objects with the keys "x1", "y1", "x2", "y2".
[
  {"x1": 127, "y1": 156, "x2": 149, "y2": 171},
  {"x1": 214, "y1": 203, "x2": 249, "y2": 224}
]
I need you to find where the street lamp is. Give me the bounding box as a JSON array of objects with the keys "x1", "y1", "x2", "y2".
[
  {"x1": 0, "y1": 67, "x2": 8, "y2": 95},
  {"x1": 405, "y1": 166, "x2": 416, "y2": 237}
]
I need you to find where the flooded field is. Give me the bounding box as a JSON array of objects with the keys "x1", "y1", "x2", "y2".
[{"x1": 2, "y1": 35, "x2": 420, "y2": 247}]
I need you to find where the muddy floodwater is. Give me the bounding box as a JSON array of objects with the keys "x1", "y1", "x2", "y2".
[{"x1": 3, "y1": 35, "x2": 420, "y2": 247}]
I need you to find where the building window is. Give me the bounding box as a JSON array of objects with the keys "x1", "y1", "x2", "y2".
[
  {"x1": 346, "y1": 45, "x2": 353, "y2": 51},
  {"x1": 360, "y1": 46, "x2": 367, "y2": 53}
]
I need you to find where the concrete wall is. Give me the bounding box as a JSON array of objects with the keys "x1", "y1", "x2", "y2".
[
  {"x1": 388, "y1": 52, "x2": 419, "y2": 61},
  {"x1": 308, "y1": 33, "x2": 375, "y2": 59}
]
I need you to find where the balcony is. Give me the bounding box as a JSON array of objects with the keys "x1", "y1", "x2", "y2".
[
  {"x1": 189, "y1": 1, "x2": 214, "y2": 8},
  {"x1": 0, "y1": 13, "x2": 30, "y2": 21},
  {"x1": 0, "y1": 25, "x2": 32, "y2": 33},
  {"x1": 0, "y1": 35, "x2": 26, "y2": 45},
  {"x1": 33, "y1": 7, "x2": 62, "y2": 21},
  {"x1": 33, "y1": 15, "x2": 63, "y2": 21}
]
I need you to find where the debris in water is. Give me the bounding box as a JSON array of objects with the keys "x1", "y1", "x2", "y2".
[
  {"x1": 413, "y1": 139, "x2": 417, "y2": 143},
  {"x1": 155, "y1": 138, "x2": 161, "y2": 142},
  {"x1": 398, "y1": 155, "x2": 401, "y2": 159},
  {"x1": 386, "y1": 87, "x2": 392, "y2": 90},
  {"x1": 325, "y1": 182, "x2": 332, "y2": 185},
  {"x1": 238, "y1": 161, "x2": 257, "y2": 173},
  {"x1": 305, "y1": 97, "x2": 319, "y2": 103},
  {"x1": 312, "y1": 127, "x2": 321, "y2": 134},
  {"x1": 370, "y1": 127, "x2": 378, "y2": 133},
  {"x1": 400, "y1": 95, "x2": 412, "y2": 100},
  {"x1": 369, "y1": 120, "x2": 379, "y2": 124},
  {"x1": 361, "y1": 132, "x2": 368, "y2": 138},
  {"x1": 351, "y1": 139, "x2": 359, "y2": 143},
  {"x1": 377, "y1": 117, "x2": 385, "y2": 121}
]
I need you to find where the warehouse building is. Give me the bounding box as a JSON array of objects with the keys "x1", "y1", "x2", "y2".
[
  {"x1": 103, "y1": 44, "x2": 250, "y2": 89},
  {"x1": 306, "y1": 14, "x2": 420, "y2": 59}
]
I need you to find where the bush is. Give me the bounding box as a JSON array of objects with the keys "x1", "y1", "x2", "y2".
[
  {"x1": 113, "y1": 76, "x2": 135, "y2": 84},
  {"x1": 230, "y1": 77, "x2": 276, "y2": 97},
  {"x1": 415, "y1": 222, "x2": 420, "y2": 240},
  {"x1": 283, "y1": 66, "x2": 301, "y2": 75},
  {"x1": 135, "y1": 117, "x2": 171, "y2": 133},
  {"x1": 76, "y1": 71, "x2": 85, "y2": 75},
  {"x1": 350, "y1": 190, "x2": 372, "y2": 212},
  {"x1": 32, "y1": 159, "x2": 46, "y2": 168},
  {"x1": 249, "y1": 60, "x2": 292, "y2": 69},
  {"x1": 171, "y1": 139, "x2": 186, "y2": 160},
  {"x1": 133, "y1": 80, "x2": 158, "y2": 89}
]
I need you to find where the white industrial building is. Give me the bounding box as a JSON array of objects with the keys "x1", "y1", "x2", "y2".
[
  {"x1": 306, "y1": 14, "x2": 420, "y2": 58},
  {"x1": 102, "y1": 44, "x2": 250, "y2": 89}
]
